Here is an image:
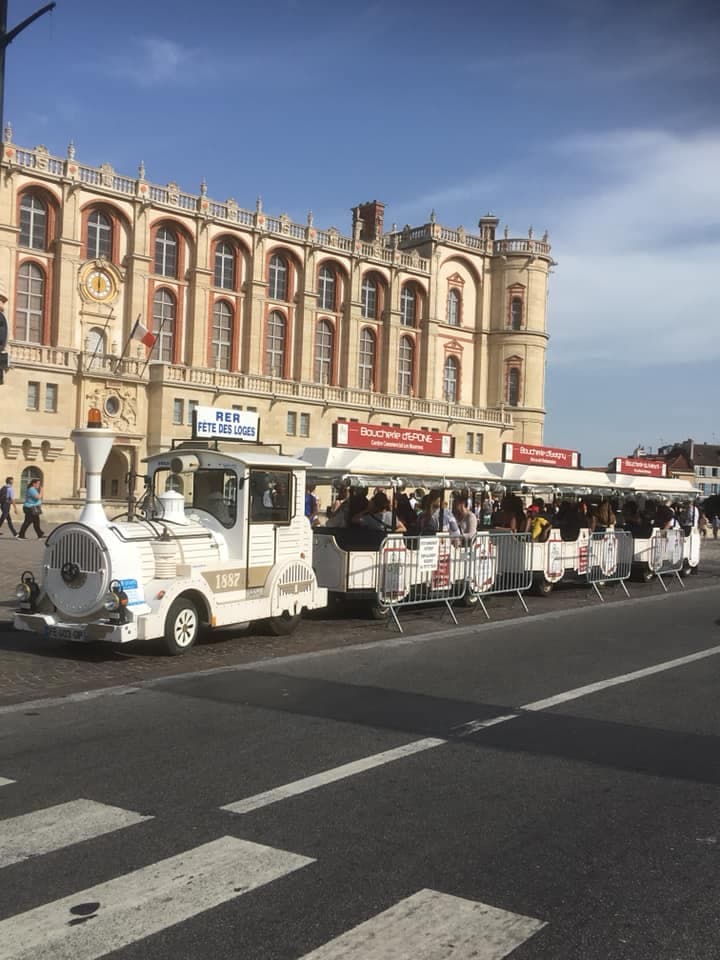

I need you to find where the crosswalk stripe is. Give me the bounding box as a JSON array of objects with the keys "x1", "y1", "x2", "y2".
[
  {"x1": 0, "y1": 799, "x2": 151, "y2": 869},
  {"x1": 0, "y1": 778, "x2": 15, "y2": 788},
  {"x1": 221, "y1": 738, "x2": 446, "y2": 814},
  {"x1": 0, "y1": 835, "x2": 314, "y2": 960},
  {"x1": 298, "y1": 888, "x2": 546, "y2": 959}
]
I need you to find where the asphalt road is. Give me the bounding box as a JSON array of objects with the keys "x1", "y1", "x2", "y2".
[{"x1": 1, "y1": 578, "x2": 720, "y2": 958}]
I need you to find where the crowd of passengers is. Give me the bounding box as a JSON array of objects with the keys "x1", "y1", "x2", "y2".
[{"x1": 311, "y1": 483, "x2": 706, "y2": 543}]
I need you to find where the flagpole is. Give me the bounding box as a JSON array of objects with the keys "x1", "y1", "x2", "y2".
[
  {"x1": 87, "y1": 306, "x2": 114, "y2": 372},
  {"x1": 113, "y1": 314, "x2": 141, "y2": 376},
  {"x1": 138, "y1": 314, "x2": 165, "y2": 378}
]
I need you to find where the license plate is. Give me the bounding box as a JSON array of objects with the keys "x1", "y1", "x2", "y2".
[{"x1": 47, "y1": 625, "x2": 86, "y2": 642}]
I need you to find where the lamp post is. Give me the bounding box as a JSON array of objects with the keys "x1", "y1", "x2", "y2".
[{"x1": 0, "y1": 1, "x2": 57, "y2": 135}]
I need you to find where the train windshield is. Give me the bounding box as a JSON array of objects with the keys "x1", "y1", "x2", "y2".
[{"x1": 157, "y1": 467, "x2": 239, "y2": 528}]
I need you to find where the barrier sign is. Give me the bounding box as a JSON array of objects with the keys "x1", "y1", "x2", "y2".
[
  {"x1": 417, "y1": 537, "x2": 440, "y2": 572},
  {"x1": 612, "y1": 457, "x2": 667, "y2": 478},
  {"x1": 502, "y1": 442, "x2": 580, "y2": 469},
  {"x1": 193, "y1": 406, "x2": 260, "y2": 442},
  {"x1": 334, "y1": 421, "x2": 454, "y2": 457}
]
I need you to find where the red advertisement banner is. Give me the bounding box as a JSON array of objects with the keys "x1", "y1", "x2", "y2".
[
  {"x1": 612, "y1": 457, "x2": 667, "y2": 478},
  {"x1": 502, "y1": 442, "x2": 580, "y2": 469},
  {"x1": 334, "y1": 421, "x2": 454, "y2": 457}
]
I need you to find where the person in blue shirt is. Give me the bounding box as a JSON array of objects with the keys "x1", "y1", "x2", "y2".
[{"x1": 17, "y1": 478, "x2": 46, "y2": 540}]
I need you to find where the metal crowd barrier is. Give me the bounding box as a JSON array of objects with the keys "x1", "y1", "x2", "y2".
[
  {"x1": 467, "y1": 532, "x2": 533, "y2": 619},
  {"x1": 649, "y1": 528, "x2": 685, "y2": 590},
  {"x1": 377, "y1": 533, "x2": 467, "y2": 632},
  {"x1": 586, "y1": 530, "x2": 633, "y2": 600}
]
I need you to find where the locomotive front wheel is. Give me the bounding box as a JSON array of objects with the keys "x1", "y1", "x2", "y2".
[
  {"x1": 163, "y1": 597, "x2": 199, "y2": 655},
  {"x1": 266, "y1": 611, "x2": 302, "y2": 636}
]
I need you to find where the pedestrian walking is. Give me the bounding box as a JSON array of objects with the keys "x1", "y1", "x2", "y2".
[
  {"x1": 0, "y1": 475, "x2": 19, "y2": 537},
  {"x1": 712, "y1": 515, "x2": 720, "y2": 540},
  {"x1": 17, "y1": 478, "x2": 46, "y2": 539}
]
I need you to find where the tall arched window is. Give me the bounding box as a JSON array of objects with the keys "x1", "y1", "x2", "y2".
[
  {"x1": 510, "y1": 297, "x2": 523, "y2": 330},
  {"x1": 266, "y1": 310, "x2": 286, "y2": 376},
  {"x1": 397, "y1": 336, "x2": 414, "y2": 396},
  {"x1": 508, "y1": 367, "x2": 521, "y2": 406},
  {"x1": 317, "y1": 265, "x2": 336, "y2": 310},
  {"x1": 15, "y1": 262, "x2": 45, "y2": 342},
  {"x1": 151, "y1": 289, "x2": 176, "y2": 362},
  {"x1": 447, "y1": 288, "x2": 461, "y2": 326},
  {"x1": 358, "y1": 327, "x2": 376, "y2": 390},
  {"x1": 87, "y1": 210, "x2": 112, "y2": 260},
  {"x1": 154, "y1": 226, "x2": 178, "y2": 277},
  {"x1": 211, "y1": 300, "x2": 233, "y2": 370},
  {"x1": 400, "y1": 284, "x2": 417, "y2": 327},
  {"x1": 314, "y1": 320, "x2": 333, "y2": 383},
  {"x1": 85, "y1": 326, "x2": 106, "y2": 368},
  {"x1": 19, "y1": 194, "x2": 47, "y2": 250},
  {"x1": 443, "y1": 355, "x2": 459, "y2": 403},
  {"x1": 361, "y1": 275, "x2": 378, "y2": 320},
  {"x1": 214, "y1": 240, "x2": 235, "y2": 289},
  {"x1": 268, "y1": 254, "x2": 288, "y2": 300}
]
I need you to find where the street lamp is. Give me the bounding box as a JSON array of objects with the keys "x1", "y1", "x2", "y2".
[{"x1": 0, "y1": 1, "x2": 57, "y2": 135}]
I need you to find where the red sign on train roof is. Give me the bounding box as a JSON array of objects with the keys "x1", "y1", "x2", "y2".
[
  {"x1": 502, "y1": 442, "x2": 580, "y2": 469},
  {"x1": 333, "y1": 421, "x2": 454, "y2": 457},
  {"x1": 612, "y1": 457, "x2": 667, "y2": 478}
]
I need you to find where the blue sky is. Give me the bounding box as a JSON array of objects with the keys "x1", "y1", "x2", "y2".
[{"x1": 4, "y1": 0, "x2": 719, "y2": 465}]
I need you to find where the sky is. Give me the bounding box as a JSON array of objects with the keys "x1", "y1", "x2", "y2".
[{"x1": 4, "y1": 0, "x2": 719, "y2": 466}]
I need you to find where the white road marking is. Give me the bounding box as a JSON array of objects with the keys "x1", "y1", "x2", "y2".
[
  {"x1": 521, "y1": 642, "x2": 720, "y2": 712},
  {"x1": 0, "y1": 835, "x2": 313, "y2": 960},
  {"x1": 0, "y1": 799, "x2": 151, "y2": 869},
  {"x1": 298, "y1": 887, "x2": 546, "y2": 959},
  {"x1": 0, "y1": 778, "x2": 15, "y2": 787},
  {"x1": 451, "y1": 714, "x2": 519, "y2": 737},
  {"x1": 221, "y1": 738, "x2": 446, "y2": 814}
]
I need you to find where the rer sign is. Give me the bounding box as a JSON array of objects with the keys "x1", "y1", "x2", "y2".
[{"x1": 193, "y1": 406, "x2": 260, "y2": 442}]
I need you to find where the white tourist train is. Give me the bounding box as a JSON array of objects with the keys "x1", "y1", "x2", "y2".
[{"x1": 13, "y1": 414, "x2": 702, "y2": 653}]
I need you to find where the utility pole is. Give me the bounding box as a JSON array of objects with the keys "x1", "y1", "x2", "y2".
[{"x1": 0, "y1": 0, "x2": 57, "y2": 136}]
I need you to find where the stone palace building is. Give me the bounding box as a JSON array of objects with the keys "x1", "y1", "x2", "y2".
[{"x1": 0, "y1": 126, "x2": 554, "y2": 510}]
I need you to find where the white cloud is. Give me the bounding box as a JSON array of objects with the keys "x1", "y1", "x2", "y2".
[
  {"x1": 99, "y1": 36, "x2": 222, "y2": 88},
  {"x1": 545, "y1": 128, "x2": 720, "y2": 366}
]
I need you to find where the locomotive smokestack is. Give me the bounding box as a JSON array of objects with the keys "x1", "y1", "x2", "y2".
[{"x1": 70, "y1": 409, "x2": 115, "y2": 527}]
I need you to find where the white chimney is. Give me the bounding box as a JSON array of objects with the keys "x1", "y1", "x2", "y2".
[{"x1": 71, "y1": 416, "x2": 115, "y2": 527}]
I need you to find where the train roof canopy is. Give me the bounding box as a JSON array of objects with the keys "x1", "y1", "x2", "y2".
[{"x1": 297, "y1": 447, "x2": 498, "y2": 488}]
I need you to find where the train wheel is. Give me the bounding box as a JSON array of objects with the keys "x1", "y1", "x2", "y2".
[
  {"x1": 680, "y1": 560, "x2": 693, "y2": 578},
  {"x1": 531, "y1": 575, "x2": 554, "y2": 596},
  {"x1": 163, "y1": 597, "x2": 199, "y2": 656},
  {"x1": 368, "y1": 600, "x2": 391, "y2": 620},
  {"x1": 267, "y1": 611, "x2": 302, "y2": 635}
]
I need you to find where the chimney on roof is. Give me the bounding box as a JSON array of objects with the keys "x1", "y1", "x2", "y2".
[
  {"x1": 352, "y1": 201, "x2": 385, "y2": 243},
  {"x1": 479, "y1": 213, "x2": 499, "y2": 243}
]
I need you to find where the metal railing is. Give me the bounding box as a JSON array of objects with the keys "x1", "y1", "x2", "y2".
[
  {"x1": 586, "y1": 530, "x2": 633, "y2": 600},
  {"x1": 467, "y1": 532, "x2": 532, "y2": 618},
  {"x1": 649, "y1": 528, "x2": 685, "y2": 591}
]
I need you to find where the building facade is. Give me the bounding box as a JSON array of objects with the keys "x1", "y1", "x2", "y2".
[
  {"x1": 656, "y1": 441, "x2": 720, "y2": 498},
  {"x1": 0, "y1": 128, "x2": 553, "y2": 512}
]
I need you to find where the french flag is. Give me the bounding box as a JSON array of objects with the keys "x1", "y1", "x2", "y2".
[{"x1": 131, "y1": 318, "x2": 156, "y2": 349}]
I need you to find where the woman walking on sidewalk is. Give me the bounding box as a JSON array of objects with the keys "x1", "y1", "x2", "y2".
[{"x1": 18, "y1": 478, "x2": 46, "y2": 540}]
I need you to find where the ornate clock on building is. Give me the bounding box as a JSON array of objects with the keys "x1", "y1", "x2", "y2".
[{"x1": 80, "y1": 263, "x2": 119, "y2": 303}]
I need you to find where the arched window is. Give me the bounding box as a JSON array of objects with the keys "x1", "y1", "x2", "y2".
[
  {"x1": 154, "y1": 226, "x2": 178, "y2": 277},
  {"x1": 443, "y1": 355, "x2": 459, "y2": 403},
  {"x1": 361, "y1": 275, "x2": 378, "y2": 320},
  {"x1": 151, "y1": 289, "x2": 176, "y2": 362},
  {"x1": 85, "y1": 326, "x2": 106, "y2": 368},
  {"x1": 20, "y1": 466, "x2": 43, "y2": 494},
  {"x1": 508, "y1": 367, "x2": 521, "y2": 406},
  {"x1": 510, "y1": 297, "x2": 523, "y2": 330},
  {"x1": 268, "y1": 254, "x2": 288, "y2": 300},
  {"x1": 397, "y1": 336, "x2": 414, "y2": 396},
  {"x1": 15, "y1": 262, "x2": 45, "y2": 342},
  {"x1": 87, "y1": 210, "x2": 112, "y2": 260},
  {"x1": 358, "y1": 327, "x2": 376, "y2": 390},
  {"x1": 400, "y1": 284, "x2": 417, "y2": 327},
  {"x1": 19, "y1": 194, "x2": 47, "y2": 250},
  {"x1": 214, "y1": 240, "x2": 235, "y2": 290},
  {"x1": 314, "y1": 319, "x2": 333, "y2": 384},
  {"x1": 317, "y1": 265, "x2": 336, "y2": 310},
  {"x1": 447, "y1": 288, "x2": 461, "y2": 326},
  {"x1": 266, "y1": 310, "x2": 286, "y2": 376},
  {"x1": 211, "y1": 301, "x2": 233, "y2": 370}
]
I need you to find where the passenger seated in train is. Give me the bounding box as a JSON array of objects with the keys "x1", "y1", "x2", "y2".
[
  {"x1": 418, "y1": 489, "x2": 461, "y2": 539},
  {"x1": 452, "y1": 495, "x2": 477, "y2": 539},
  {"x1": 491, "y1": 495, "x2": 526, "y2": 533},
  {"x1": 621, "y1": 500, "x2": 653, "y2": 539},
  {"x1": 395, "y1": 485, "x2": 420, "y2": 536},
  {"x1": 553, "y1": 500, "x2": 590, "y2": 541},
  {"x1": 527, "y1": 500, "x2": 552, "y2": 542},
  {"x1": 352, "y1": 491, "x2": 406, "y2": 534},
  {"x1": 591, "y1": 497, "x2": 616, "y2": 532}
]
